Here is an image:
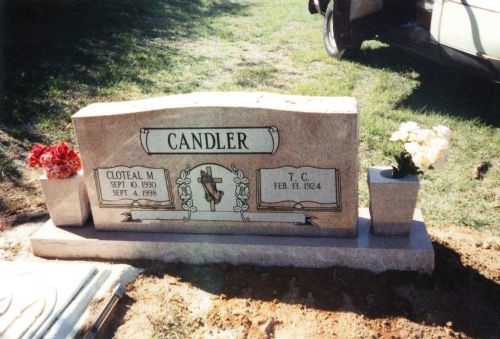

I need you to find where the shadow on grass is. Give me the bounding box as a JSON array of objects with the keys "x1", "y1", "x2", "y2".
[
  {"x1": 0, "y1": 148, "x2": 21, "y2": 181},
  {"x1": 348, "y1": 45, "x2": 500, "y2": 127},
  {"x1": 130, "y1": 240, "x2": 500, "y2": 338},
  {"x1": 3, "y1": 0, "x2": 247, "y2": 134}
]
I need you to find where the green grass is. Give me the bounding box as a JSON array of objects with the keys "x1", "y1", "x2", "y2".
[{"x1": 2, "y1": 0, "x2": 499, "y2": 232}]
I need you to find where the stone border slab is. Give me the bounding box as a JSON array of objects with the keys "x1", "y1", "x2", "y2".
[
  {"x1": 0, "y1": 261, "x2": 138, "y2": 338},
  {"x1": 31, "y1": 208, "x2": 434, "y2": 273}
]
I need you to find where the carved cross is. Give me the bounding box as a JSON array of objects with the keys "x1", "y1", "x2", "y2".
[{"x1": 197, "y1": 166, "x2": 223, "y2": 211}]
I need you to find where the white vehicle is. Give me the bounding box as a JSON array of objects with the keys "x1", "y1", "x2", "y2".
[{"x1": 308, "y1": 0, "x2": 500, "y2": 82}]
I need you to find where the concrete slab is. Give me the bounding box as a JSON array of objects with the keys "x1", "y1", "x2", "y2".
[
  {"x1": 0, "y1": 221, "x2": 139, "y2": 338},
  {"x1": 31, "y1": 208, "x2": 434, "y2": 273},
  {"x1": 0, "y1": 261, "x2": 95, "y2": 338},
  {"x1": 45, "y1": 263, "x2": 138, "y2": 339},
  {"x1": 0, "y1": 261, "x2": 139, "y2": 339}
]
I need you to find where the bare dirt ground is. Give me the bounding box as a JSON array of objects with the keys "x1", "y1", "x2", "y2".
[
  {"x1": 102, "y1": 228, "x2": 500, "y2": 339},
  {"x1": 0, "y1": 178, "x2": 46, "y2": 230},
  {"x1": 0, "y1": 130, "x2": 46, "y2": 231}
]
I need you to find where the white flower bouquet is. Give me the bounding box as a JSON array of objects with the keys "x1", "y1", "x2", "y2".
[{"x1": 389, "y1": 122, "x2": 451, "y2": 178}]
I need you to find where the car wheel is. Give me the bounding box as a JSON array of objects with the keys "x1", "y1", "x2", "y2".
[{"x1": 323, "y1": 0, "x2": 345, "y2": 58}]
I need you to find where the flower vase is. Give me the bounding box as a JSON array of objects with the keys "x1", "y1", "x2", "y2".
[
  {"x1": 40, "y1": 169, "x2": 90, "y2": 226},
  {"x1": 367, "y1": 166, "x2": 419, "y2": 236}
]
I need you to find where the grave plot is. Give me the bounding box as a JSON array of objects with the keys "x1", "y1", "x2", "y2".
[{"x1": 31, "y1": 92, "x2": 434, "y2": 273}]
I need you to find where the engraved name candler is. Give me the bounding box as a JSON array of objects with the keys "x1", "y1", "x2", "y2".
[{"x1": 140, "y1": 127, "x2": 279, "y2": 155}]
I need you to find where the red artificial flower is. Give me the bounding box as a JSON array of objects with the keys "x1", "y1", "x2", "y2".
[
  {"x1": 28, "y1": 142, "x2": 82, "y2": 179},
  {"x1": 27, "y1": 143, "x2": 50, "y2": 168}
]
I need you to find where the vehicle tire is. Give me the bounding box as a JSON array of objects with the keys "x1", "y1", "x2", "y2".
[{"x1": 323, "y1": 0, "x2": 345, "y2": 58}]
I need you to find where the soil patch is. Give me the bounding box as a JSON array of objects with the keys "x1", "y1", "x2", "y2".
[
  {"x1": 0, "y1": 129, "x2": 46, "y2": 230},
  {"x1": 105, "y1": 231, "x2": 500, "y2": 338}
]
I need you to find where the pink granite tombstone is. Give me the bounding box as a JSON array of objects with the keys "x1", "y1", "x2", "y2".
[{"x1": 72, "y1": 92, "x2": 359, "y2": 237}]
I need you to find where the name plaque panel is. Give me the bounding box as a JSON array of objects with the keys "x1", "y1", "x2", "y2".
[
  {"x1": 95, "y1": 166, "x2": 173, "y2": 208},
  {"x1": 140, "y1": 127, "x2": 279, "y2": 155},
  {"x1": 257, "y1": 166, "x2": 341, "y2": 211}
]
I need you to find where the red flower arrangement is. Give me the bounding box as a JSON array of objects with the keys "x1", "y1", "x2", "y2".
[{"x1": 28, "y1": 142, "x2": 82, "y2": 179}]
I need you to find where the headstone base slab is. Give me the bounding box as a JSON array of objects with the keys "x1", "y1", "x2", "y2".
[{"x1": 31, "y1": 208, "x2": 434, "y2": 273}]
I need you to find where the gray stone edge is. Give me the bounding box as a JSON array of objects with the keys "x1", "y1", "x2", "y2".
[{"x1": 31, "y1": 209, "x2": 434, "y2": 274}]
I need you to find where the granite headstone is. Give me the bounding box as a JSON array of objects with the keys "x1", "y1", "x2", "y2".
[{"x1": 72, "y1": 92, "x2": 359, "y2": 237}]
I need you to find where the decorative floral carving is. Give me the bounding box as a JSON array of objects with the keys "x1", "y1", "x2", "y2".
[
  {"x1": 232, "y1": 164, "x2": 250, "y2": 221},
  {"x1": 176, "y1": 164, "x2": 197, "y2": 221}
]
